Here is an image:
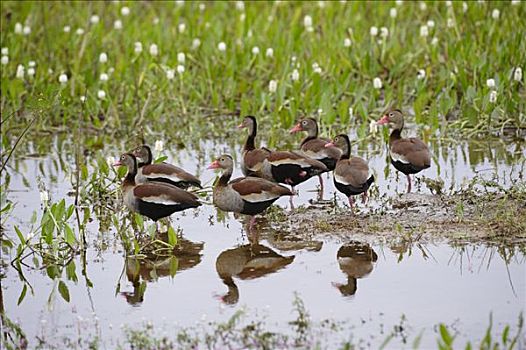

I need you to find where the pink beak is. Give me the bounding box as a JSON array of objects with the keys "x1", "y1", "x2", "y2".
[
  {"x1": 207, "y1": 160, "x2": 221, "y2": 169},
  {"x1": 113, "y1": 161, "x2": 122, "y2": 167},
  {"x1": 377, "y1": 115, "x2": 390, "y2": 125},
  {"x1": 289, "y1": 124, "x2": 302, "y2": 134},
  {"x1": 325, "y1": 142, "x2": 336, "y2": 148},
  {"x1": 237, "y1": 123, "x2": 245, "y2": 129}
]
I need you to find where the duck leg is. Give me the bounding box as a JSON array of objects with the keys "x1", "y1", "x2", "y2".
[
  {"x1": 318, "y1": 175, "x2": 324, "y2": 200},
  {"x1": 348, "y1": 196, "x2": 355, "y2": 214},
  {"x1": 406, "y1": 174, "x2": 412, "y2": 193},
  {"x1": 361, "y1": 191, "x2": 368, "y2": 204},
  {"x1": 289, "y1": 185, "x2": 295, "y2": 210},
  {"x1": 247, "y1": 216, "x2": 259, "y2": 245}
]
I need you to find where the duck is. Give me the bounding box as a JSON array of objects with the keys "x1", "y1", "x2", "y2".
[
  {"x1": 333, "y1": 241, "x2": 378, "y2": 297},
  {"x1": 237, "y1": 116, "x2": 328, "y2": 193},
  {"x1": 215, "y1": 243, "x2": 294, "y2": 304},
  {"x1": 208, "y1": 154, "x2": 293, "y2": 234},
  {"x1": 325, "y1": 134, "x2": 374, "y2": 212},
  {"x1": 289, "y1": 118, "x2": 342, "y2": 193},
  {"x1": 131, "y1": 144, "x2": 201, "y2": 190},
  {"x1": 114, "y1": 153, "x2": 201, "y2": 222},
  {"x1": 376, "y1": 109, "x2": 431, "y2": 193}
]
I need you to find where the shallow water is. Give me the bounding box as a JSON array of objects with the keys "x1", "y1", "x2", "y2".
[{"x1": 1, "y1": 136, "x2": 525, "y2": 348}]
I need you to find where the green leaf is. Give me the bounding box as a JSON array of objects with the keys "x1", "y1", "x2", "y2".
[
  {"x1": 55, "y1": 199, "x2": 66, "y2": 221},
  {"x1": 66, "y1": 261, "x2": 78, "y2": 282},
  {"x1": 167, "y1": 226, "x2": 177, "y2": 247},
  {"x1": 58, "y1": 281, "x2": 70, "y2": 302},
  {"x1": 66, "y1": 204, "x2": 75, "y2": 220},
  {"x1": 0, "y1": 202, "x2": 12, "y2": 214},
  {"x1": 169, "y1": 256, "x2": 179, "y2": 277},
  {"x1": 17, "y1": 284, "x2": 28, "y2": 305},
  {"x1": 154, "y1": 156, "x2": 168, "y2": 164},
  {"x1": 14, "y1": 226, "x2": 26, "y2": 245},
  {"x1": 439, "y1": 324, "x2": 453, "y2": 347},
  {"x1": 501, "y1": 325, "x2": 509, "y2": 345},
  {"x1": 81, "y1": 165, "x2": 89, "y2": 181},
  {"x1": 64, "y1": 224, "x2": 76, "y2": 245}
]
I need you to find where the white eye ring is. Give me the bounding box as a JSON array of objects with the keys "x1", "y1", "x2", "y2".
[{"x1": 389, "y1": 113, "x2": 394, "y2": 117}]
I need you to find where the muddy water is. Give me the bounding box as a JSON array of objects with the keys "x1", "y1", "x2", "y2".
[{"x1": 1, "y1": 137, "x2": 525, "y2": 348}]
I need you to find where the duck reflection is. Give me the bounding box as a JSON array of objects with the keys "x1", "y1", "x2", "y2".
[
  {"x1": 121, "y1": 237, "x2": 204, "y2": 305},
  {"x1": 333, "y1": 241, "x2": 377, "y2": 297},
  {"x1": 215, "y1": 244, "x2": 295, "y2": 305}
]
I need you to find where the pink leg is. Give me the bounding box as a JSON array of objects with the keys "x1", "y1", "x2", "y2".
[
  {"x1": 248, "y1": 216, "x2": 259, "y2": 244},
  {"x1": 318, "y1": 175, "x2": 324, "y2": 200},
  {"x1": 289, "y1": 185, "x2": 295, "y2": 210},
  {"x1": 361, "y1": 191, "x2": 368, "y2": 204},
  {"x1": 249, "y1": 216, "x2": 257, "y2": 231},
  {"x1": 348, "y1": 196, "x2": 355, "y2": 214},
  {"x1": 406, "y1": 174, "x2": 412, "y2": 193}
]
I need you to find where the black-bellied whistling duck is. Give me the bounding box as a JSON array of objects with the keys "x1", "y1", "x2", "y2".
[
  {"x1": 132, "y1": 145, "x2": 201, "y2": 189},
  {"x1": 333, "y1": 241, "x2": 377, "y2": 297},
  {"x1": 376, "y1": 109, "x2": 431, "y2": 193},
  {"x1": 237, "y1": 116, "x2": 328, "y2": 195},
  {"x1": 325, "y1": 134, "x2": 374, "y2": 212},
  {"x1": 207, "y1": 154, "x2": 293, "y2": 234},
  {"x1": 215, "y1": 243, "x2": 294, "y2": 304},
  {"x1": 114, "y1": 153, "x2": 201, "y2": 222},
  {"x1": 289, "y1": 118, "x2": 342, "y2": 194}
]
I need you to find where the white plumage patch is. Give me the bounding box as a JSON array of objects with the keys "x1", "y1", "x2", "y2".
[
  {"x1": 268, "y1": 158, "x2": 313, "y2": 168},
  {"x1": 390, "y1": 151, "x2": 409, "y2": 164},
  {"x1": 140, "y1": 195, "x2": 181, "y2": 206},
  {"x1": 302, "y1": 149, "x2": 328, "y2": 160},
  {"x1": 334, "y1": 174, "x2": 352, "y2": 186},
  {"x1": 239, "y1": 191, "x2": 280, "y2": 203},
  {"x1": 145, "y1": 173, "x2": 184, "y2": 182}
]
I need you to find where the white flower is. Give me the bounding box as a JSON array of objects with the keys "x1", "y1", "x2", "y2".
[
  {"x1": 27, "y1": 67, "x2": 35, "y2": 76},
  {"x1": 291, "y1": 69, "x2": 299, "y2": 81},
  {"x1": 431, "y1": 37, "x2": 439, "y2": 46},
  {"x1": 417, "y1": 69, "x2": 426, "y2": 80},
  {"x1": 76, "y1": 28, "x2": 84, "y2": 35},
  {"x1": 166, "y1": 69, "x2": 175, "y2": 80},
  {"x1": 90, "y1": 15, "x2": 100, "y2": 24},
  {"x1": 114, "y1": 20, "x2": 123, "y2": 30},
  {"x1": 199, "y1": 3, "x2": 206, "y2": 11},
  {"x1": 1, "y1": 47, "x2": 8, "y2": 55},
  {"x1": 121, "y1": 6, "x2": 130, "y2": 16},
  {"x1": 177, "y1": 65, "x2": 185, "y2": 74},
  {"x1": 63, "y1": 25, "x2": 71, "y2": 33},
  {"x1": 1, "y1": 56, "x2": 8, "y2": 65},
  {"x1": 390, "y1": 8, "x2": 397, "y2": 18},
  {"x1": 395, "y1": 0, "x2": 403, "y2": 5},
  {"x1": 369, "y1": 120, "x2": 378, "y2": 134},
  {"x1": 268, "y1": 80, "x2": 277, "y2": 93},
  {"x1": 251, "y1": 46, "x2": 260, "y2": 55},
  {"x1": 58, "y1": 73, "x2": 68, "y2": 84},
  {"x1": 491, "y1": 9, "x2": 500, "y2": 19},
  {"x1": 236, "y1": 1, "x2": 245, "y2": 11},
  {"x1": 177, "y1": 52, "x2": 186, "y2": 64},
  {"x1": 420, "y1": 25, "x2": 429, "y2": 37},
  {"x1": 15, "y1": 22, "x2": 23, "y2": 34},
  {"x1": 380, "y1": 27, "x2": 389, "y2": 38},
  {"x1": 149, "y1": 44, "x2": 158, "y2": 56},
  {"x1": 427, "y1": 20, "x2": 435, "y2": 28},
  {"x1": 349, "y1": 107, "x2": 354, "y2": 119},
  {"x1": 240, "y1": 13, "x2": 246, "y2": 22},
  {"x1": 446, "y1": 1, "x2": 452, "y2": 7},
  {"x1": 192, "y1": 38, "x2": 201, "y2": 49},
  {"x1": 80, "y1": 96, "x2": 87, "y2": 103},
  {"x1": 513, "y1": 67, "x2": 522, "y2": 82},
  {"x1": 447, "y1": 18, "x2": 455, "y2": 28},
  {"x1": 28, "y1": 60, "x2": 36, "y2": 67},
  {"x1": 23, "y1": 26, "x2": 31, "y2": 35},
  {"x1": 178, "y1": 23, "x2": 186, "y2": 33},
  {"x1": 489, "y1": 90, "x2": 497, "y2": 103},
  {"x1": 462, "y1": 2, "x2": 468, "y2": 12},
  {"x1": 304, "y1": 15, "x2": 313, "y2": 28},
  {"x1": 370, "y1": 26, "x2": 379, "y2": 36},
  {"x1": 373, "y1": 77, "x2": 382, "y2": 89},
  {"x1": 40, "y1": 190, "x2": 49, "y2": 203},
  {"x1": 318, "y1": 0, "x2": 325, "y2": 8},
  {"x1": 344, "y1": 38, "x2": 352, "y2": 47},
  {"x1": 317, "y1": 108, "x2": 324, "y2": 115},
  {"x1": 154, "y1": 140, "x2": 164, "y2": 152},
  {"x1": 312, "y1": 62, "x2": 322, "y2": 74},
  {"x1": 218, "y1": 42, "x2": 227, "y2": 51},
  {"x1": 511, "y1": 0, "x2": 520, "y2": 5},
  {"x1": 100, "y1": 73, "x2": 109, "y2": 81},
  {"x1": 134, "y1": 41, "x2": 143, "y2": 54},
  {"x1": 486, "y1": 78, "x2": 495, "y2": 88},
  {"x1": 97, "y1": 90, "x2": 106, "y2": 99},
  {"x1": 153, "y1": 17, "x2": 160, "y2": 25},
  {"x1": 419, "y1": 2, "x2": 427, "y2": 10},
  {"x1": 99, "y1": 52, "x2": 108, "y2": 63},
  {"x1": 266, "y1": 48, "x2": 274, "y2": 58}
]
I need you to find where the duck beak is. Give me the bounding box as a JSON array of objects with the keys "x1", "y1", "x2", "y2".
[
  {"x1": 237, "y1": 122, "x2": 245, "y2": 129},
  {"x1": 377, "y1": 115, "x2": 390, "y2": 125},
  {"x1": 113, "y1": 161, "x2": 122, "y2": 167},
  {"x1": 324, "y1": 142, "x2": 336, "y2": 148},
  {"x1": 207, "y1": 160, "x2": 221, "y2": 169},
  {"x1": 289, "y1": 123, "x2": 302, "y2": 133}
]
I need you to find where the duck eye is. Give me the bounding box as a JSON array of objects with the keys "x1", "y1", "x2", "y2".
[
  {"x1": 302, "y1": 121, "x2": 307, "y2": 125},
  {"x1": 389, "y1": 112, "x2": 394, "y2": 117}
]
